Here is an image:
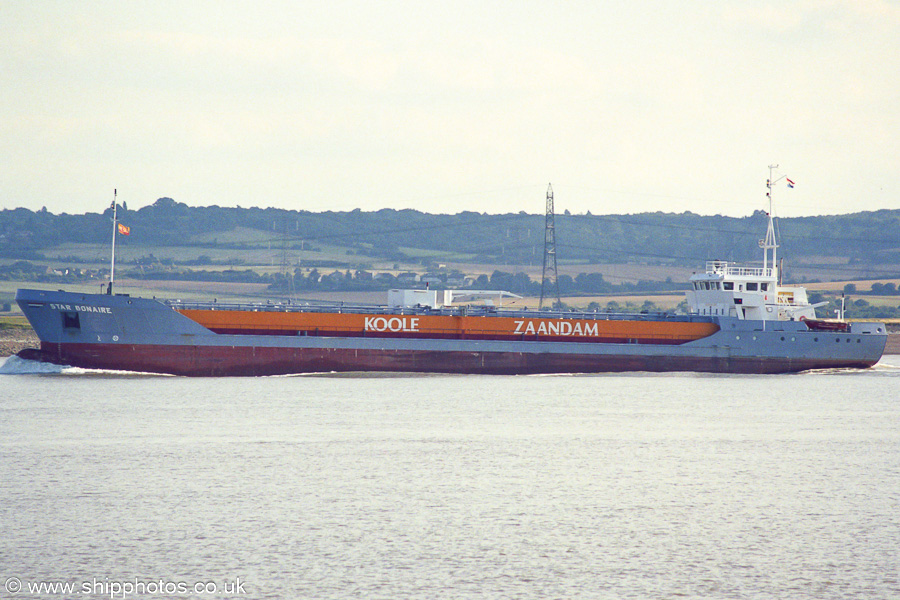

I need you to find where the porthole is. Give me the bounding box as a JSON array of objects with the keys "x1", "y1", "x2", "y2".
[
  {"x1": 735, "y1": 335, "x2": 741, "y2": 340},
  {"x1": 780, "y1": 336, "x2": 785, "y2": 341},
  {"x1": 835, "y1": 338, "x2": 840, "y2": 343},
  {"x1": 814, "y1": 337, "x2": 819, "y2": 342},
  {"x1": 752, "y1": 336, "x2": 757, "y2": 341},
  {"x1": 791, "y1": 337, "x2": 796, "y2": 342}
]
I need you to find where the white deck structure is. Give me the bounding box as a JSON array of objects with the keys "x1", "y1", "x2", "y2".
[
  {"x1": 686, "y1": 166, "x2": 825, "y2": 322},
  {"x1": 686, "y1": 261, "x2": 821, "y2": 321}
]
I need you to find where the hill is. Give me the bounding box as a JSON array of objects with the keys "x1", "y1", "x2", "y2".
[
  {"x1": 3, "y1": 198, "x2": 899, "y2": 269},
  {"x1": 2, "y1": 200, "x2": 899, "y2": 318}
]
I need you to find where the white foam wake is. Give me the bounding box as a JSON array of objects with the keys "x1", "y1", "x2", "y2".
[
  {"x1": 0, "y1": 355, "x2": 68, "y2": 374},
  {"x1": 0, "y1": 355, "x2": 170, "y2": 377},
  {"x1": 873, "y1": 356, "x2": 900, "y2": 370}
]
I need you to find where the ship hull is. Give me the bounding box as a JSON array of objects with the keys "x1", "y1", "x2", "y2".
[
  {"x1": 16, "y1": 289, "x2": 887, "y2": 376},
  {"x1": 26, "y1": 340, "x2": 880, "y2": 376}
]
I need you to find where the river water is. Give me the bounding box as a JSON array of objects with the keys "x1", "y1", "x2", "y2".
[{"x1": 1, "y1": 356, "x2": 899, "y2": 599}]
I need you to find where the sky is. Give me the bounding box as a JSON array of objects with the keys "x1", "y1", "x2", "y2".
[{"x1": 2, "y1": 1, "x2": 898, "y2": 218}]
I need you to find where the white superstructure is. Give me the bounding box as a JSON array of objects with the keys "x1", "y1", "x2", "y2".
[
  {"x1": 686, "y1": 260, "x2": 820, "y2": 320},
  {"x1": 686, "y1": 166, "x2": 825, "y2": 322}
]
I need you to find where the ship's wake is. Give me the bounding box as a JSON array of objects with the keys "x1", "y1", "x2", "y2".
[
  {"x1": 0, "y1": 355, "x2": 169, "y2": 377},
  {"x1": 799, "y1": 356, "x2": 900, "y2": 376},
  {"x1": 0, "y1": 355, "x2": 68, "y2": 374},
  {"x1": 872, "y1": 356, "x2": 900, "y2": 371}
]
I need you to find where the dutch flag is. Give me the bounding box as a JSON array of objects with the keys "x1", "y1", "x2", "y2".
[{"x1": 786, "y1": 178, "x2": 795, "y2": 188}]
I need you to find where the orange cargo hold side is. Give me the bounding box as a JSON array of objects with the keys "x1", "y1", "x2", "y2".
[{"x1": 176, "y1": 309, "x2": 720, "y2": 345}]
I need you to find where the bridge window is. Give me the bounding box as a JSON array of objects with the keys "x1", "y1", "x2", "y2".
[
  {"x1": 760, "y1": 283, "x2": 769, "y2": 291},
  {"x1": 723, "y1": 282, "x2": 734, "y2": 291},
  {"x1": 746, "y1": 282, "x2": 758, "y2": 291}
]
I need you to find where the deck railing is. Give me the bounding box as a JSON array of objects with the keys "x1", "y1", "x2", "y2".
[
  {"x1": 164, "y1": 299, "x2": 711, "y2": 324},
  {"x1": 705, "y1": 261, "x2": 775, "y2": 278}
]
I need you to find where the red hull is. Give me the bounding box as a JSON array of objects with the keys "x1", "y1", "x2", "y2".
[{"x1": 27, "y1": 342, "x2": 879, "y2": 376}]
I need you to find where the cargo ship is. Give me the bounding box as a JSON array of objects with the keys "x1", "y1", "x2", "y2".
[{"x1": 14, "y1": 174, "x2": 887, "y2": 375}]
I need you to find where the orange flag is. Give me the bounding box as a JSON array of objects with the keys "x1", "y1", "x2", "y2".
[{"x1": 117, "y1": 223, "x2": 130, "y2": 236}]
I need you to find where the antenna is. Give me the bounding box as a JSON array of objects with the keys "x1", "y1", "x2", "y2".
[
  {"x1": 539, "y1": 183, "x2": 561, "y2": 310},
  {"x1": 763, "y1": 165, "x2": 783, "y2": 279},
  {"x1": 108, "y1": 189, "x2": 117, "y2": 295}
]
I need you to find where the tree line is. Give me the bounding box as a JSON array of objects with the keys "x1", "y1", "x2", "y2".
[{"x1": 2, "y1": 197, "x2": 899, "y2": 268}]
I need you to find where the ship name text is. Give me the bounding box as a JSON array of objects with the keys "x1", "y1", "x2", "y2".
[
  {"x1": 514, "y1": 319, "x2": 598, "y2": 337},
  {"x1": 49, "y1": 303, "x2": 112, "y2": 314}
]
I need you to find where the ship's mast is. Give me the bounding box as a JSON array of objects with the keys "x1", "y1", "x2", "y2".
[
  {"x1": 763, "y1": 165, "x2": 782, "y2": 279},
  {"x1": 108, "y1": 189, "x2": 117, "y2": 295}
]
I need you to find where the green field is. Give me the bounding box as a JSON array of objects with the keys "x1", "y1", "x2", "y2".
[{"x1": 3, "y1": 229, "x2": 899, "y2": 319}]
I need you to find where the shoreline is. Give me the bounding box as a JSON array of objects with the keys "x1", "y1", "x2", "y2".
[
  {"x1": 885, "y1": 333, "x2": 900, "y2": 355},
  {"x1": 0, "y1": 327, "x2": 40, "y2": 357}
]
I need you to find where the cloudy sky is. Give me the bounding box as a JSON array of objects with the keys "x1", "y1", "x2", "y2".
[{"x1": 2, "y1": 1, "x2": 898, "y2": 218}]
